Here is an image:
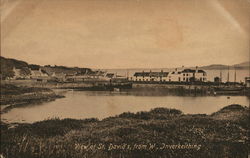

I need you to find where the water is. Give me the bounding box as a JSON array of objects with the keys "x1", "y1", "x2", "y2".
[{"x1": 1, "y1": 90, "x2": 249, "y2": 123}]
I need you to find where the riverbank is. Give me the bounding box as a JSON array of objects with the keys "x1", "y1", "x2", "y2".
[
  {"x1": 1, "y1": 104, "x2": 249, "y2": 158},
  {"x1": 0, "y1": 84, "x2": 64, "y2": 113}
]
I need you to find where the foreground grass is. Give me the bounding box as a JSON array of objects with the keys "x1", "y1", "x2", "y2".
[{"x1": 1, "y1": 104, "x2": 249, "y2": 158}]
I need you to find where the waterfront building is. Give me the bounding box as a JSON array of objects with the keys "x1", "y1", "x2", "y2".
[
  {"x1": 12, "y1": 67, "x2": 31, "y2": 79},
  {"x1": 193, "y1": 69, "x2": 207, "y2": 82},
  {"x1": 30, "y1": 68, "x2": 48, "y2": 77},
  {"x1": 133, "y1": 70, "x2": 168, "y2": 82},
  {"x1": 106, "y1": 73, "x2": 115, "y2": 79},
  {"x1": 29, "y1": 67, "x2": 49, "y2": 82},
  {"x1": 167, "y1": 67, "x2": 206, "y2": 82},
  {"x1": 112, "y1": 74, "x2": 129, "y2": 83},
  {"x1": 167, "y1": 69, "x2": 182, "y2": 82},
  {"x1": 52, "y1": 72, "x2": 67, "y2": 82},
  {"x1": 245, "y1": 77, "x2": 250, "y2": 88},
  {"x1": 214, "y1": 77, "x2": 221, "y2": 83},
  {"x1": 133, "y1": 67, "x2": 207, "y2": 82}
]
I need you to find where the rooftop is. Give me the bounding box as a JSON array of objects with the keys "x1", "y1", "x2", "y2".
[{"x1": 134, "y1": 72, "x2": 168, "y2": 77}]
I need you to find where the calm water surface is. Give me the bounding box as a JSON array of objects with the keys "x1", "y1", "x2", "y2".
[{"x1": 1, "y1": 90, "x2": 249, "y2": 123}]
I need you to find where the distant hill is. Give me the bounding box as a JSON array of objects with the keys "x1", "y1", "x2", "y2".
[
  {"x1": 200, "y1": 64, "x2": 229, "y2": 70},
  {"x1": 200, "y1": 61, "x2": 249, "y2": 70},
  {"x1": 233, "y1": 61, "x2": 250, "y2": 69},
  {"x1": 0, "y1": 56, "x2": 92, "y2": 79}
]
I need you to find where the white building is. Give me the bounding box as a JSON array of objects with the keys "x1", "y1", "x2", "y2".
[
  {"x1": 168, "y1": 68, "x2": 207, "y2": 82},
  {"x1": 245, "y1": 77, "x2": 250, "y2": 88},
  {"x1": 133, "y1": 68, "x2": 207, "y2": 82},
  {"x1": 30, "y1": 68, "x2": 49, "y2": 81},
  {"x1": 167, "y1": 69, "x2": 182, "y2": 82},
  {"x1": 52, "y1": 72, "x2": 67, "y2": 82},
  {"x1": 12, "y1": 67, "x2": 31, "y2": 79},
  {"x1": 194, "y1": 69, "x2": 207, "y2": 82},
  {"x1": 133, "y1": 71, "x2": 168, "y2": 82}
]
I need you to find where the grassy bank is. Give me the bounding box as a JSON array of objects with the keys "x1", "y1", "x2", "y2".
[
  {"x1": 0, "y1": 104, "x2": 249, "y2": 158},
  {"x1": 0, "y1": 84, "x2": 64, "y2": 113}
]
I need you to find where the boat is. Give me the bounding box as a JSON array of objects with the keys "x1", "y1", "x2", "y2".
[{"x1": 214, "y1": 67, "x2": 244, "y2": 94}]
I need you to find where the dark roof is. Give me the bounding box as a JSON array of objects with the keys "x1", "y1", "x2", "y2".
[
  {"x1": 182, "y1": 69, "x2": 206, "y2": 73},
  {"x1": 134, "y1": 72, "x2": 149, "y2": 77},
  {"x1": 171, "y1": 71, "x2": 182, "y2": 74},
  {"x1": 87, "y1": 71, "x2": 105, "y2": 76},
  {"x1": 54, "y1": 72, "x2": 66, "y2": 75},
  {"x1": 106, "y1": 73, "x2": 115, "y2": 78},
  {"x1": 41, "y1": 69, "x2": 49, "y2": 75},
  {"x1": 76, "y1": 72, "x2": 86, "y2": 76},
  {"x1": 182, "y1": 69, "x2": 196, "y2": 73},
  {"x1": 198, "y1": 70, "x2": 206, "y2": 73},
  {"x1": 134, "y1": 72, "x2": 168, "y2": 77},
  {"x1": 30, "y1": 67, "x2": 40, "y2": 71}
]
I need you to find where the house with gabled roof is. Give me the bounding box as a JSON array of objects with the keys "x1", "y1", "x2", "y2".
[
  {"x1": 133, "y1": 67, "x2": 207, "y2": 82},
  {"x1": 106, "y1": 73, "x2": 115, "y2": 79},
  {"x1": 12, "y1": 67, "x2": 31, "y2": 79},
  {"x1": 133, "y1": 70, "x2": 168, "y2": 82},
  {"x1": 168, "y1": 67, "x2": 206, "y2": 82},
  {"x1": 29, "y1": 67, "x2": 49, "y2": 82},
  {"x1": 168, "y1": 68, "x2": 182, "y2": 82},
  {"x1": 51, "y1": 72, "x2": 67, "y2": 82}
]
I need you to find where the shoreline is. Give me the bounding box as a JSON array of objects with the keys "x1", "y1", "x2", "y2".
[
  {"x1": 2, "y1": 79, "x2": 249, "y2": 96},
  {"x1": 0, "y1": 84, "x2": 65, "y2": 114}
]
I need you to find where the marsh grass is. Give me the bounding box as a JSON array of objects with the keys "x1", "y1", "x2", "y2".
[{"x1": 1, "y1": 104, "x2": 249, "y2": 158}]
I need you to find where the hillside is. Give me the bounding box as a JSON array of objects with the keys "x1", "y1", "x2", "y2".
[
  {"x1": 233, "y1": 61, "x2": 250, "y2": 69},
  {"x1": 200, "y1": 61, "x2": 249, "y2": 70},
  {"x1": 200, "y1": 64, "x2": 229, "y2": 70},
  {"x1": 0, "y1": 56, "x2": 30, "y2": 79},
  {"x1": 42, "y1": 65, "x2": 92, "y2": 76},
  {"x1": 0, "y1": 56, "x2": 92, "y2": 79}
]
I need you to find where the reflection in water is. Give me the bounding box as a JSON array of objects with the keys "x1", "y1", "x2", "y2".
[{"x1": 1, "y1": 90, "x2": 249, "y2": 123}]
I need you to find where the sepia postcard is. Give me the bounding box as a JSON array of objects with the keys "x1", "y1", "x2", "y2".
[{"x1": 0, "y1": 0, "x2": 249, "y2": 157}]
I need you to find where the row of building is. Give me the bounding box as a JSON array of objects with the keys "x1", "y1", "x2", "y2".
[
  {"x1": 131, "y1": 68, "x2": 207, "y2": 82},
  {"x1": 12, "y1": 66, "x2": 207, "y2": 83},
  {"x1": 12, "y1": 67, "x2": 124, "y2": 82}
]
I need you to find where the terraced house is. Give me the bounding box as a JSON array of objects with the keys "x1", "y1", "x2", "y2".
[
  {"x1": 133, "y1": 68, "x2": 207, "y2": 82},
  {"x1": 133, "y1": 71, "x2": 169, "y2": 82}
]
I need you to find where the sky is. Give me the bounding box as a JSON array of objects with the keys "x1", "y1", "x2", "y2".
[{"x1": 1, "y1": 0, "x2": 250, "y2": 69}]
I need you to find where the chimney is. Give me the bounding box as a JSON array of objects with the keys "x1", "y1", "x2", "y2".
[{"x1": 195, "y1": 66, "x2": 198, "y2": 73}]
